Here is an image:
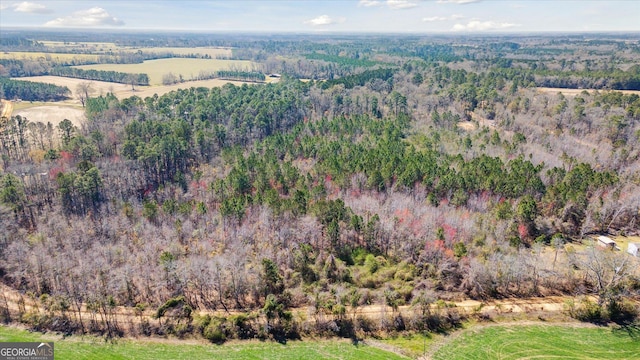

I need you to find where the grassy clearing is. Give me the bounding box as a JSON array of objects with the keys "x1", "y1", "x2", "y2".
[
  {"x1": 0, "y1": 326, "x2": 407, "y2": 360},
  {"x1": 0, "y1": 52, "x2": 100, "y2": 63},
  {"x1": 431, "y1": 324, "x2": 640, "y2": 360},
  {"x1": 13, "y1": 105, "x2": 85, "y2": 128},
  {"x1": 14, "y1": 76, "x2": 257, "y2": 102},
  {"x1": 73, "y1": 58, "x2": 257, "y2": 85},
  {"x1": 380, "y1": 332, "x2": 438, "y2": 358},
  {"x1": 614, "y1": 235, "x2": 640, "y2": 253}
]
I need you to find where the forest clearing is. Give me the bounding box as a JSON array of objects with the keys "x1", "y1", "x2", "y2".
[
  {"x1": 14, "y1": 75, "x2": 255, "y2": 102},
  {"x1": 72, "y1": 58, "x2": 258, "y2": 85},
  {"x1": 12, "y1": 105, "x2": 84, "y2": 129}
]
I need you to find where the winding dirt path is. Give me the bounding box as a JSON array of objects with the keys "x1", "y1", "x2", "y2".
[{"x1": 0, "y1": 99, "x2": 13, "y2": 119}]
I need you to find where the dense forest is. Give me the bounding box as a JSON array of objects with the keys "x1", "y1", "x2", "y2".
[
  {"x1": 0, "y1": 77, "x2": 70, "y2": 101},
  {"x1": 50, "y1": 67, "x2": 150, "y2": 86},
  {"x1": 1, "y1": 32, "x2": 639, "y2": 341}
]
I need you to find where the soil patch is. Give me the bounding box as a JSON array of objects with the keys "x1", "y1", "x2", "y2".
[{"x1": 13, "y1": 105, "x2": 85, "y2": 128}]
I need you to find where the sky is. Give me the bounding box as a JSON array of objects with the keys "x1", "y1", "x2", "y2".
[{"x1": 0, "y1": 0, "x2": 638, "y2": 33}]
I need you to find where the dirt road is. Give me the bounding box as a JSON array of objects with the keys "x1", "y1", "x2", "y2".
[
  {"x1": 0, "y1": 282, "x2": 576, "y2": 330},
  {"x1": 0, "y1": 99, "x2": 13, "y2": 119}
]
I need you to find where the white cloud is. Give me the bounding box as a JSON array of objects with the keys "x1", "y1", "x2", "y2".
[
  {"x1": 452, "y1": 20, "x2": 519, "y2": 31},
  {"x1": 358, "y1": 0, "x2": 383, "y2": 7},
  {"x1": 387, "y1": 0, "x2": 418, "y2": 10},
  {"x1": 438, "y1": 0, "x2": 481, "y2": 4},
  {"x1": 305, "y1": 15, "x2": 344, "y2": 27},
  {"x1": 423, "y1": 14, "x2": 465, "y2": 22},
  {"x1": 423, "y1": 16, "x2": 448, "y2": 22},
  {"x1": 0, "y1": 3, "x2": 8, "y2": 11},
  {"x1": 44, "y1": 7, "x2": 124, "y2": 27},
  {"x1": 13, "y1": 2, "x2": 53, "y2": 14}
]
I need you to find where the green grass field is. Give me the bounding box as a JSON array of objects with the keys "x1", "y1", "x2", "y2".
[
  {"x1": 380, "y1": 332, "x2": 438, "y2": 358},
  {"x1": 0, "y1": 326, "x2": 408, "y2": 360},
  {"x1": 431, "y1": 324, "x2": 640, "y2": 360},
  {"x1": 73, "y1": 58, "x2": 256, "y2": 85}
]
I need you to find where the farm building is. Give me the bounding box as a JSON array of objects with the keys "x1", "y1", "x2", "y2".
[
  {"x1": 628, "y1": 243, "x2": 640, "y2": 257},
  {"x1": 597, "y1": 236, "x2": 617, "y2": 249}
]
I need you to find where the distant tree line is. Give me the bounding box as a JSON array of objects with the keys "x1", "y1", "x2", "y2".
[
  {"x1": 320, "y1": 68, "x2": 395, "y2": 90},
  {"x1": 0, "y1": 59, "x2": 50, "y2": 77},
  {"x1": 180, "y1": 70, "x2": 266, "y2": 84},
  {"x1": 0, "y1": 77, "x2": 70, "y2": 101},
  {"x1": 0, "y1": 37, "x2": 43, "y2": 49},
  {"x1": 305, "y1": 53, "x2": 381, "y2": 68},
  {"x1": 215, "y1": 70, "x2": 265, "y2": 82},
  {"x1": 389, "y1": 44, "x2": 463, "y2": 63},
  {"x1": 50, "y1": 67, "x2": 149, "y2": 86}
]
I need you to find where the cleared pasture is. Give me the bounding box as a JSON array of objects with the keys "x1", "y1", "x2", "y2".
[
  {"x1": 0, "y1": 51, "x2": 100, "y2": 63},
  {"x1": 14, "y1": 76, "x2": 254, "y2": 102},
  {"x1": 431, "y1": 324, "x2": 640, "y2": 360},
  {"x1": 614, "y1": 236, "x2": 640, "y2": 261},
  {"x1": 12, "y1": 105, "x2": 85, "y2": 129},
  {"x1": 0, "y1": 326, "x2": 408, "y2": 360},
  {"x1": 0, "y1": 99, "x2": 13, "y2": 119},
  {"x1": 73, "y1": 58, "x2": 257, "y2": 85}
]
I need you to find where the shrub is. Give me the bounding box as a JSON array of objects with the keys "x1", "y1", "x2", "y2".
[
  {"x1": 229, "y1": 313, "x2": 257, "y2": 339},
  {"x1": 365, "y1": 254, "x2": 379, "y2": 274},
  {"x1": 565, "y1": 298, "x2": 605, "y2": 323},
  {"x1": 203, "y1": 317, "x2": 228, "y2": 344},
  {"x1": 607, "y1": 298, "x2": 639, "y2": 324}
]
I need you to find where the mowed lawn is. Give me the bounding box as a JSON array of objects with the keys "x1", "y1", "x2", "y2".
[
  {"x1": 0, "y1": 326, "x2": 408, "y2": 360},
  {"x1": 432, "y1": 324, "x2": 640, "y2": 360},
  {"x1": 73, "y1": 58, "x2": 257, "y2": 85}
]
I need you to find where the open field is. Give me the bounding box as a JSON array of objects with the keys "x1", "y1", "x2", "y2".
[
  {"x1": 0, "y1": 326, "x2": 407, "y2": 360},
  {"x1": 73, "y1": 58, "x2": 257, "y2": 85},
  {"x1": 430, "y1": 323, "x2": 640, "y2": 360},
  {"x1": 14, "y1": 76, "x2": 256, "y2": 103},
  {"x1": 536, "y1": 87, "x2": 640, "y2": 97},
  {"x1": 13, "y1": 104, "x2": 85, "y2": 128},
  {"x1": 0, "y1": 51, "x2": 100, "y2": 63},
  {"x1": 614, "y1": 236, "x2": 640, "y2": 256},
  {"x1": 567, "y1": 236, "x2": 640, "y2": 270},
  {"x1": 379, "y1": 333, "x2": 437, "y2": 359},
  {"x1": 0, "y1": 99, "x2": 13, "y2": 119}
]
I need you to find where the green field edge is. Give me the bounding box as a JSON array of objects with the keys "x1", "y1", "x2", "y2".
[{"x1": 0, "y1": 325, "x2": 410, "y2": 360}]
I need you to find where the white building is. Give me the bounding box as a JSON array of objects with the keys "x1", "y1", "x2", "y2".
[
  {"x1": 627, "y1": 243, "x2": 640, "y2": 257},
  {"x1": 597, "y1": 236, "x2": 617, "y2": 250}
]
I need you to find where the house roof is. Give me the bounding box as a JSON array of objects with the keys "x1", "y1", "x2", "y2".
[{"x1": 597, "y1": 236, "x2": 616, "y2": 244}]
